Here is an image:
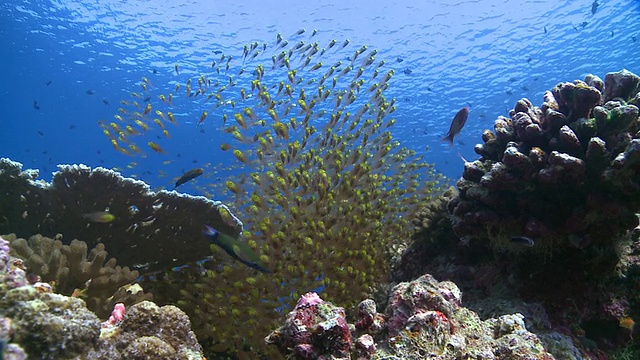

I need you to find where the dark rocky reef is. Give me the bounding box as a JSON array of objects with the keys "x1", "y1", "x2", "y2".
[
  {"x1": 0, "y1": 159, "x2": 242, "y2": 273},
  {"x1": 449, "y1": 69, "x2": 640, "y2": 256}
]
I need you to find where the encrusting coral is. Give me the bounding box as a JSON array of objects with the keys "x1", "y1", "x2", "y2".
[
  {"x1": 0, "y1": 235, "x2": 204, "y2": 360},
  {"x1": 266, "y1": 274, "x2": 554, "y2": 360},
  {"x1": 89, "y1": 301, "x2": 203, "y2": 360},
  {"x1": 449, "y1": 69, "x2": 640, "y2": 256}
]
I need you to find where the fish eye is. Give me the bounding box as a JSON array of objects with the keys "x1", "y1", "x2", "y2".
[{"x1": 128, "y1": 205, "x2": 139, "y2": 215}]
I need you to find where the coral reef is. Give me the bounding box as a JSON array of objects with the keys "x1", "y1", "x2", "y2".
[
  {"x1": 89, "y1": 301, "x2": 203, "y2": 360},
  {"x1": 2, "y1": 286, "x2": 101, "y2": 359},
  {"x1": 2, "y1": 233, "x2": 144, "y2": 317},
  {"x1": 0, "y1": 235, "x2": 101, "y2": 359},
  {"x1": 0, "y1": 158, "x2": 242, "y2": 273},
  {"x1": 265, "y1": 292, "x2": 352, "y2": 359},
  {"x1": 0, "y1": 235, "x2": 204, "y2": 360},
  {"x1": 449, "y1": 69, "x2": 640, "y2": 256},
  {"x1": 266, "y1": 274, "x2": 554, "y2": 359},
  {"x1": 411, "y1": 186, "x2": 457, "y2": 241}
]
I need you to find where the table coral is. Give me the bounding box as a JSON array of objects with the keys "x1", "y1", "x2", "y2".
[
  {"x1": 449, "y1": 69, "x2": 640, "y2": 256},
  {"x1": 0, "y1": 158, "x2": 242, "y2": 273}
]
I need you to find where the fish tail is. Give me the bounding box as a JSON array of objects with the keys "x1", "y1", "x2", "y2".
[{"x1": 441, "y1": 134, "x2": 454, "y2": 146}]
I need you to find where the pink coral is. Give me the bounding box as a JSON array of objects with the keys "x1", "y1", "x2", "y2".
[
  {"x1": 265, "y1": 292, "x2": 352, "y2": 360},
  {"x1": 385, "y1": 274, "x2": 459, "y2": 337},
  {"x1": 102, "y1": 303, "x2": 125, "y2": 328}
]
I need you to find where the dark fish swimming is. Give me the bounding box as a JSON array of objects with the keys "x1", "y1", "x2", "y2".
[
  {"x1": 203, "y1": 225, "x2": 271, "y2": 273},
  {"x1": 591, "y1": 0, "x2": 599, "y2": 15},
  {"x1": 510, "y1": 236, "x2": 535, "y2": 247},
  {"x1": 442, "y1": 106, "x2": 469, "y2": 146},
  {"x1": 174, "y1": 168, "x2": 204, "y2": 188}
]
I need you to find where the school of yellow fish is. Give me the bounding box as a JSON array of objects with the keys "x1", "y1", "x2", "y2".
[{"x1": 103, "y1": 29, "x2": 446, "y2": 357}]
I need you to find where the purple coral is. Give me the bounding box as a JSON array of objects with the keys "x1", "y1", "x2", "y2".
[{"x1": 265, "y1": 292, "x2": 352, "y2": 360}]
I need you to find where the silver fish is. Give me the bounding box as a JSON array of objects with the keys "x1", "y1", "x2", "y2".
[{"x1": 510, "y1": 236, "x2": 535, "y2": 247}]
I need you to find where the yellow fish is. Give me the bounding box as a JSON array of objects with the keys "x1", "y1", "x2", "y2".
[{"x1": 82, "y1": 211, "x2": 116, "y2": 223}]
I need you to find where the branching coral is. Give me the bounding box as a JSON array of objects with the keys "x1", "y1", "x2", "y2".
[
  {"x1": 2, "y1": 233, "x2": 146, "y2": 317},
  {"x1": 0, "y1": 235, "x2": 204, "y2": 359},
  {"x1": 449, "y1": 70, "x2": 640, "y2": 256}
]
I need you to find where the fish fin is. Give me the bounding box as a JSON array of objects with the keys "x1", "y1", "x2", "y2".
[
  {"x1": 441, "y1": 134, "x2": 454, "y2": 147},
  {"x1": 456, "y1": 152, "x2": 469, "y2": 163},
  {"x1": 202, "y1": 225, "x2": 218, "y2": 237}
]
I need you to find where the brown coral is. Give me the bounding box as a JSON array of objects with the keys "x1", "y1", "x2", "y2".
[{"x1": 4, "y1": 233, "x2": 141, "y2": 317}]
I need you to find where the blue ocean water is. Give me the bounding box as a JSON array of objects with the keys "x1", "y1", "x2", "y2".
[{"x1": 1, "y1": 0, "x2": 639, "y2": 192}]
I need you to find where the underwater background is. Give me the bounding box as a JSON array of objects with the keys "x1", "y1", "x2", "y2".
[
  {"x1": 2, "y1": 0, "x2": 640, "y2": 359},
  {"x1": 1, "y1": 0, "x2": 639, "y2": 186}
]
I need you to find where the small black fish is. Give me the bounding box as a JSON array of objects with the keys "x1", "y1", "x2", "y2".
[
  {"x1": 511, "y1": 236, "x2": 535, "y2": 247},
  {"x1": 69, "y1": 124, "x2": 76, "y2": 129},
  {"x1": 633, "y1": 36, "x2": 637, "y2": 43},
  {"x1": 37, "y1": 131, "x2": 44, "y2": 136},
  {"x1": 610, "y1": 30, "x2": 614, "y2": 37},
  {"x1": 33, "y1": 100, "x2": 40, "y2": 110},
  {"x1": 403, "y1": 68, "x2": 412, "y2": 75},
  {"x1": 174, "y1": 168, "x2": 204, "y2": 188},
  {"x1": 86, "y1": 89, "x2": 94, "y2": 95},
  {"x1": 102, "y1": 98, "x2": 109, "y2": 105},
  {"x1": 442, "y1": 107, "x2": 469, "y2": 146},
  {"x1": 152, "y1": 68, "x2": 158, "y2": 74},
  {"x1": 544, "y1": 26, "x2": 547, "y2": 34},
  {"x1": 46, "y1": 80, "x2": 52, "y2": 86},
  {"x1": 580, "y1": 21, "x2": 588, "y2": 28},
  {"x1": 591, "y1": 0, "x2": 599, "y2": 15},
  {"x1": 396, "y1": 57, "x2": 404, "y2": 63},
  {"x1": 143, "y1": 97, "x2": 151, "y2": 102},
  {"x1": 213, "y1": 50, "x2": 223, "y2": 55}
]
